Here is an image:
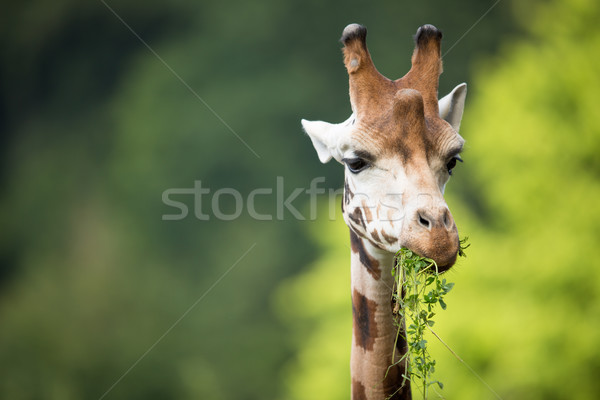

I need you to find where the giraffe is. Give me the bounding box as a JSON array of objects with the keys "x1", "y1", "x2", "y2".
[{"x1": 301, "y1": 24, "x2": 467, "y2": 399}]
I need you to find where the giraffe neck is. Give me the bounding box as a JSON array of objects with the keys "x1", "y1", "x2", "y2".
[{"x1": 349, "y1": 230, "x2": 412, "y2": 400}]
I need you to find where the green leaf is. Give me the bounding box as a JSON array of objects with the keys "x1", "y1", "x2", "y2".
[
  {"x1": 439, "y1": 299, "x2": 447, "y2": 310},
  {"x1": 392, "y1": 246, "x2": 457, "y2": 391}
]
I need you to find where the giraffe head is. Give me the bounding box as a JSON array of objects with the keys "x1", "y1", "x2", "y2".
[{"x1": 302, "y1": 24, "x2": 467, "y2": 271}]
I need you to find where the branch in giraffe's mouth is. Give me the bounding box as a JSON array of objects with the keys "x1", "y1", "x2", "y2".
[{"x1": 390, "y1": 243, "x2": 465, "y2": 394}]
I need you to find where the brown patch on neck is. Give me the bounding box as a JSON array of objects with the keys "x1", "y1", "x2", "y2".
[
  {"x1": 382, "y1": 366, "x2": 411, "y2": 399},
  {"x1": 352, "y1": 289, "x2": 378, "y2": 351},
  {"x1": 351, "y1": 378, "x2": 367, "y2": 400},
  {"x1": 384, "y1": 373, "x2": 412, "y2": 400},
  {"x1": 350, "y1": 230, "x2": 381, "y2": 280},
  {"x1": 385, "y1": 327, "x2": 412, "y2": 399}
]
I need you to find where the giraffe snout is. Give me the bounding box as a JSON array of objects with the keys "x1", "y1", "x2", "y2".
[{"x1": 407, "y1": 205, "x2": 459, "y2": 271}]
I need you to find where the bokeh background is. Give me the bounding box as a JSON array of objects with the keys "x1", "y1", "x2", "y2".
[{"x1": 1, "y1": 0, "x2": 599, "y2": 399}]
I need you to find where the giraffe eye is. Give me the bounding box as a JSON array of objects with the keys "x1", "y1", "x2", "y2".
[
  {"x1": 446, "y1": 155, "x2": 462, "y2": 175},
  {"x1": 344, "y1": 157, "x2": 369, "y2": 174}
]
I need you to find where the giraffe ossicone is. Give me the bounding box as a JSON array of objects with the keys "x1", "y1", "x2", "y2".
[{"x1": 301, "y1": 23, "x2": 467, "y2": 399}]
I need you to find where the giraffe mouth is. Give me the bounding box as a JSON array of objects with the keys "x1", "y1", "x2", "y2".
[
  {"x1": 431, "y1": 255, "x2": 456, "y2": 273},
  {"x1": 409, "y1": 247, "x2": 457, "y2": 273},
  {"x1": 404, "y1": 230, "x2": 460, "y2": 273}
]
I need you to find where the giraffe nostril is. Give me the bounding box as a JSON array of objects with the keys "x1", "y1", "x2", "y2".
[
  {"x1": 418, "y1": 213, "x2": 431, "y2": 229},
  {"x1": 442, "y1": 209, "x2": 453, "y2": 229}
]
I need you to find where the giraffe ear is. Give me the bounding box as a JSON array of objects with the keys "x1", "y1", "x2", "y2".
[
  {"x1": 439, "y1": 83, "x2": 467, "y2": 132},
  {"x1": 301, "y1": 119, "x2": 338, "y2": 163},
  {"x1": 301, "y1": 115, "x2": 353, "y2": 163}
]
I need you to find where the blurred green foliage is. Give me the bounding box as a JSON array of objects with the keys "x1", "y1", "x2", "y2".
[
  {"x1": 275, "y1": 0, "x2": 600, "y2": 399},
  {"x1": 4, "y1": 0, "x2": 594, "y2": 399}
]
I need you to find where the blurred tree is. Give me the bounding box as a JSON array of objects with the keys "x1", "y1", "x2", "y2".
[{"x1": 434, "y1": 0, "x2": 600, "y2": 398}]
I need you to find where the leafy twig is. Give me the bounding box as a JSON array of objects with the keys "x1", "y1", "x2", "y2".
[{"x1": 391, "y1": 239, "x2": 468, "y2": 399}]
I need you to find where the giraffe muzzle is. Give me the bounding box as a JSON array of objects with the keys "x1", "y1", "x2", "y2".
[{"x1": 406, "y1": 206, "x2": 459, "y2": 271}]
